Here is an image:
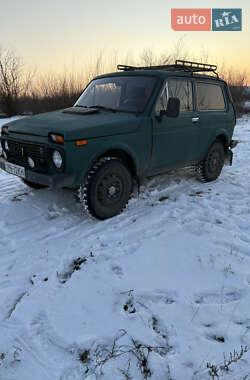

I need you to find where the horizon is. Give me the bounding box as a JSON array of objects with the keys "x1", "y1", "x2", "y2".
[{"x1": 1, "y1": 0, "x2": 250, "y2": 84}]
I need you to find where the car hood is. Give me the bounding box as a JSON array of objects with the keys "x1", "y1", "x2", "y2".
[{"x1": 6, "y1": 109, "x2": 140, "y2": 140}]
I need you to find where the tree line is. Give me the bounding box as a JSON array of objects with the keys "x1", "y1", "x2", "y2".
[{"x1": 0, "y1": 46, "x2": 249, "y2": 117}]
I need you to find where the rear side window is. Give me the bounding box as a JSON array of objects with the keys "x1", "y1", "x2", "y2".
[{"x1": 197, "y1": 83, "x2": 225, "y2": 111}]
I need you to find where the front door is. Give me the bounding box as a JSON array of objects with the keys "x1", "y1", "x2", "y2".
[{"x1": 151, "y1": 78, "x2": 199, "y2": 172}]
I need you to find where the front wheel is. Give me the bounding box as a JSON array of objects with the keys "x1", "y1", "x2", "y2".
[
  {"x1": 80, "y1": 157, "x2": 132, "y2": 220},
  {"x1": 197, "y1": 141, "x2": 225, "y2": 182}
]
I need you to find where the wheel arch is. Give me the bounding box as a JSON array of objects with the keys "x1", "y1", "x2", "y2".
[
  {"x1": 215, "y1": 133, "x2": 230, "y2": 152},
  {"x1": 97, "y1": 149, "x2": 137, "y2": 177},
  {"x1": 84, "y1": 147, "x2": 138, "y2": 181}
]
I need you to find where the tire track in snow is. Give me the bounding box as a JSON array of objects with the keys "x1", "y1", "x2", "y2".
[
  {"x1": 1, "y1": 117, "x2": 250, "y2": 379},
  {"x1": 1, "y1": 321, "x2": 55, "y2": 380}
]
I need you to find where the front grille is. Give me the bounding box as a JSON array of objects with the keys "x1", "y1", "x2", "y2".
[{"x1": 7, "y1": 140, "x2": 48, "y2": 168}]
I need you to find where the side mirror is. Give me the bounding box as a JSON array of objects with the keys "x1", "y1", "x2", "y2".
[{"x1": 166, "y1": 97, "x2": 180, "y2": 118}]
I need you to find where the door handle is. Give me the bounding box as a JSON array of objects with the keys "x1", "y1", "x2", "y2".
[{"x1": 192, "y1": 117, "x2": 199, "y2": 123}]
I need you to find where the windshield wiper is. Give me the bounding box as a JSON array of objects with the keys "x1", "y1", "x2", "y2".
[{"x1": 89, "y1": 105, "x2": 117, "y2": 113}]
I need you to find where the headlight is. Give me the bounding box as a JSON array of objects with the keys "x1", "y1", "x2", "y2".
[
  {"x1": 4, "y1": 140, "x2": 9, "y2": 151},
  {"x1": 28, "y1": 156, "x2": 35, "y2": 168},
  {"x1": 52, "y1": 150, "x2": 63, "y2": 168}
]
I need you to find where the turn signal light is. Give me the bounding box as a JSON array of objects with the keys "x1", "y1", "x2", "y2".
[
  {"x1": 1, "y1": 126, "x2": 8, "y2": 135},
  {"x1": 75, "y1": 139, "x2": 87, "y2": 146},
  {"x1": 50, "y1": 134, "x2": 64, "y2": 144}
]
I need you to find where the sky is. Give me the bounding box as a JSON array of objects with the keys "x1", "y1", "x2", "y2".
[{"x1": 1, "y1": 0, "x2": 249, "y2": 82}]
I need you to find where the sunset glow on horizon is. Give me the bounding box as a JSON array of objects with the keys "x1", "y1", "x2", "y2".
[{"x1": 1, "y1": 0, "x2": 250, "y2": 83}]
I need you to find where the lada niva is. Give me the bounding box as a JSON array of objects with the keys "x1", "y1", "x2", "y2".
[{"x1": 0, "y1": 60, "x2": 237, "y2": 219}]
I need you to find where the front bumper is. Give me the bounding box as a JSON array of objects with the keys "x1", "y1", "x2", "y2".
[
  {"x1": 225, "y1": 139, "x2": 238, "y2": 166},
  {"x1": 0, "y1": 156, "x2": 75, "y2": 188}
]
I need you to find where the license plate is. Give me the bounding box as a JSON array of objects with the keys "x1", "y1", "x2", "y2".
[{"x1": 5, "y1": 162, "x2": 25, "y2": 179}]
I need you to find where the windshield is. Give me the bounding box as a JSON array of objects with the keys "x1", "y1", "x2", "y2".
[{"x1": 75, "y1": 76, "x2": 157, "y2": 113}]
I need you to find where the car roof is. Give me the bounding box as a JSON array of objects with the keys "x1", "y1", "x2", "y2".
[{"x1": 95, "y1": 70, "x2": 226, "y2": 84}]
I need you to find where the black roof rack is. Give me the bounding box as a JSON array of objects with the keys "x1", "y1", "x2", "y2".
[{"x1": 117, "y1": 60, "x2": 218, "y2": 78}]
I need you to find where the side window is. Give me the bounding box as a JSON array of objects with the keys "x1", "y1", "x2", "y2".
[
  {"x1": 196, "y1": 83, "x2": 225, "y2": 111},
  {"x1": 155, "y1": 79, "x2": 193, "y2": 114}
]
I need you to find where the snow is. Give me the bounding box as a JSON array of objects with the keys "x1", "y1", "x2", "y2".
[{"x1": 0, "y1": 116, "x2": 250, "y2": 379}]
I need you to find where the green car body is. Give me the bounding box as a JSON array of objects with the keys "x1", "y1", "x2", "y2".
[{"x1": 0, "y1": 65, "x2": 236, "y2": 218}]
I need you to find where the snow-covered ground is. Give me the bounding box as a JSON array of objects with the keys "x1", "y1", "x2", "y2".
[{"x1": 0, "y1": 116, "x2": 250, "y2": 380}]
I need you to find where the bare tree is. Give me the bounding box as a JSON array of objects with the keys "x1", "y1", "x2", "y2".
[
  {"x1": 140, "y1": 48, "x2": 171, "y2": 66},
  {"x1": 218, "y1": 63, "x2": 248, "y2": 114},
  {"x1": 0, "y1": 48, "x2": 33, "y2": 115},
  {"x1": 25, "y1": 69, "x2": 87, "y2": 114},
  {"x1": 139, "y1": 38, "x2": 189, "y2": 67}
]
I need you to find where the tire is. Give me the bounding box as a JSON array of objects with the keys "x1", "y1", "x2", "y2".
[
  {"x1": 80, "y1": 157, "x2": 132, "y2": 220},
  {"x1": 197, "y1": 141, "x2": 225, "y2": 182},
  {"x1": 22, "y1": 179, "x2": 48, "y2": 189}
]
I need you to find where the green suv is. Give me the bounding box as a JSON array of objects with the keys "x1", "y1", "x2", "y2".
[{"x1": 0, "y1": 60, "x2": 237, "y2": 219}]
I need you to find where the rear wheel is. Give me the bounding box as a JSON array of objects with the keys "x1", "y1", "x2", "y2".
[
  {"x1": 80, "y1": 157, "x2": 132, "y2": 220},
  {"x1": 22, "y1": 179, "x2": 48, "y2": 189},
  {"x1": 197, "y1": 141, "x2": 225, "y2": 182}
]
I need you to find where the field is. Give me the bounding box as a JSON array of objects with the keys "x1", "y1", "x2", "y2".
[{"x1": 0, "y1": 116, "x2": 250, "y2": 379}]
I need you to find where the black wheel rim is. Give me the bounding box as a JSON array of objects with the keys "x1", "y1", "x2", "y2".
[
  {"x1": 207, "y1": 147, "x2": 222, "y2": 174},
  {"x1": 96, "y1": 173, "x2": 123, "y2": 206}
]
